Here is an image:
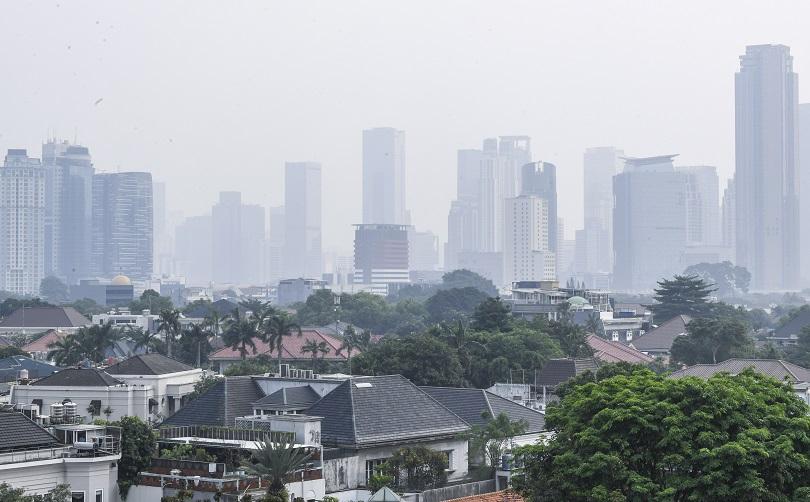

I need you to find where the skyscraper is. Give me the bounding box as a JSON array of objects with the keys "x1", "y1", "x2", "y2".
[
  {"x1": 521, "y1": 161, "x2": 558, "y2": 257},
  {"x1": 735, "y1": 44, "x2": 799, "y2": 290},
  {"x1": 582, "y1": 147, "x2": 623, "y2": 274},
  {"x1": 353, "y1": 224, "x2": 410, "y2": 294},
  {"x1": 800, "y1": 104, "x2": 810, "y2": 282},
  {"x1": 675, "y1": 166, "x2": 721, "y2": 246},
  {"x1": 283, "y1": 162, "x2": 322, "y2": 279},
  {"x1": 613, "y1": 155, "x2": 687, "y2": 292},
  {"x1": 152, "y1": 181, "x2": 169, "y2": 276},
  {"x1": 0, "y1": 150, "x2": 45, "y2": 296},
  {"x1": 722, "y1": 178, "x2": 736, "y2": 251},
  {"x1": 91, "y1": 172, "x2": 153, "y2": 280},
  {"x1": 241, "y1": 203, "x2": 266, "y2": 283},
  {"x1": 211, "y1": 191, "x2": 243, "y2": 284},
  {"x1": 362, "y1": 128, "x2": 406, "y2": 225},
  {"x1": 42, "y1": 140, "x2": 94, "y2": 284},
  {"x1": 408, "y1": 229, "x2": 439, "y2": 271},
  {"x1": 174, "y1": 215, "x2": 213, "y2": 285},
  {"x1": 503, "y1": 196, "x2": 554, "y2": 285}
]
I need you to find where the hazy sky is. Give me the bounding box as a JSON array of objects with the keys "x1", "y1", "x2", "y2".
[{"x1": 2, "y1": 1, "x2": 809, "y2": 256}]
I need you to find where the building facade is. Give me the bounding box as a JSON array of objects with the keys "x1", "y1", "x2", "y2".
[
  {"x1": 284, "y1": 162, "x2": 322, "y2": 279},
  {"x1": 353, "y1": 224, "x2": 409, "y2": 294},
  {"x1": 503, "y1": 196, "x2": 554, "y2": 285},
  {"x1": 362, "y1": 128, "x2": 406, "y2": 225}
]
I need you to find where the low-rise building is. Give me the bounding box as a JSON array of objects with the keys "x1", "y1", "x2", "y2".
[
  {"x1": 278, "y1": 278, "x2": 327, "y2": 307},
  {"x1": 91, "y1": 309, "x2": 158, "y2": 333},
  {"x1": 630, "y1": 315, "x2": 692, "y2": 361},
  {"x1": 69, "y1": 275, "x2": 135, "y2": 307},
  {"x1": 586, "y1": 335, "x2": 654, "y2": 364},
  {"x1": 0, "y1": 307, "x2": 90, "y2": 336},
  {"x1": 507, "y1": 281, "x2": 611, "y2": 322}
]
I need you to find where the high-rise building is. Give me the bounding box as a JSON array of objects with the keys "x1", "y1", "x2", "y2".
[
  {"x1": 152, "y1": 181, "x2": 170, "y2": 276},
  {"x1": 41, "y1": 140, "x2": 94, "y2": 284},
  {"x1": 353, "y1": 224, "x2": 409, "y2": 294},
  {"x1": 676, "y1": 166, "x2": 721, "y2": 246},
  {"x1": 266, "y1": 206, "x2": 286, "y2": 285},
  {"x1": 362, "y1": 128, "x2": 406, "y2": 225},
  {"x1": 722, "y1": 178, "x2": 736, "y2": 251},
  {"x1": 174, "y1": 215, "x2": 212, "y2": 285},
  {"x1": 582, "y1": 147, "x2": 623, "y2": 274},
  {"x1": 521, "y1": 161, "x2": 558, "y2": 258},
  {"x1": 241, "y1": 203, "x2": 266, "y2": 283},
  {"x1": 283, "y1": 162, "x2": 322, "y2": 279},
  {"x1": 211, "y1": 191, "x2": 242, "y2": 284},
  {"x1": 498, "y1": 136, "x2": 532, "y2": 201},
  {"x1": 0, "y1": 150, "x2": 45, "y2": 296},
  {"x1": 445, "y1": 200, "x2": 479, "y2": 271},
  {"x1": 800, "y1": 104, "x2": 810, "y2": 282},
  {"x1": 735, "y1": 44, "x2": 799, "y2": 290},
  {"x1": 408, "y1": 229, "x2": 439, "y2": 271},
  {"x1": 613, "y1": 155, "x2": 687, "y2": 292},
  {"x1": 91, "y1": 172, "x2": 153, "y2": 280},
  {"x1": 503, "y1": 196, "x2": 554, "y2": 285}
]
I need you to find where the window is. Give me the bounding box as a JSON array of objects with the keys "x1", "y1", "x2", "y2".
[
  {"x1": 365, "y1": 458, "x2": 388, "y2": 484},
  {"x1": 612, "y1": 331, "x2": 619, "y2": 342},
  {"x1": 626, "y1": 331, "x2": 633, "y2": 341},
  {"x1": 71, "y1": 493, "x2": 85, "y2": 502},
  {"x1": 168, "y1": 396, "x2": 175, "y2": 414},
  {"x1": 95, "y1": 490, "x2": 103, "y2": 502},
  {"x1": 443, "y1": 450, "x2": 454, "y2": 470}
]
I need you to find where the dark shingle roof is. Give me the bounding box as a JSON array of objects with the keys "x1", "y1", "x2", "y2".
[
  {"x1": 0, "y1": 356, "x2": 62, "y2": 383},
  {"x1": 306, "y1": 375, "x2": 470, "y2": 448},
  {"x1": 253, "y1": 385, "x2": 321, "y2": 410},
  {"x1": 0, "y1": 412, "x2": 60, "y2": 451},
  {"x1": 183, "y1": 299, "x2": 244, "y2": 319},
  {"x1": 774, "y1": 310, "x2": 810, "y2": 338},
  {"x1": 536, "y1": 358, "x2": 599, "y2": 387},
  {"x1": 31, "y1": 368, "x2": 122, "y2": 387},
  {"x1": 0, "y1": 307, "x2": 90, "y2": 328},
  {"x1": 669, "y1": 359, "x2": 810, "y2": 383},
  {"x1": 631, "y1": 315, "x2": 691, "y2": 352},
  {"x1": 105, "y1": 353, "x2": 194, "y2": 375},
  {"x1": 420, "y1": 386, "x2": 545, "y2": 433},
  {"x1": 161, "y1": 376, "x2": 264, "y2": 427}
]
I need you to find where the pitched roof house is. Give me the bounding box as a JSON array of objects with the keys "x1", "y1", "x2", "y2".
[
  {"x1": 105, "y1": 353, "x2": 194, "y2": 376},
  {"x1": 669, "y1": 359, "x2": 810, "y2": 382},
  {"x1": 0, "y1": 307, "x2": 90, "y2": 334},
  {"x1": 0, "y1": 356, "x2": 62, "y2": 383},
  {"x1": 586, "y1": 335, "x2": 654, "y2": 364},
  {"x1": 161, "y1": 376, "x2": 264, "y2": 427},
  {"x1": 630, "y1": 315, "x2": 692, "y2": 357}
]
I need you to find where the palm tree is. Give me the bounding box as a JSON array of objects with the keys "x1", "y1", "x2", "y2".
[
  {"x1": 241, "y1": 437, "x2": 312, "y2": 500},
  {"x1": 336, "y1": 325, "x2": 371, "y2": 375},
  {"x1": 126, "y1": 326, "x2": 158, "y2": 354},
  {"x1": 205, "y1": 309, "x2": 225, "y2": 336},
  {"x1": 182, "y1": 323, "x2": 210, "y2": 367},
  {"x1": 442, "y1": 319, "x2": 484, "y2": 375},
  {"x1": 77, "y1": 322, "x2": 120, "y2": 363},
  {"x1": 156, "y1": 309, "x2": 182, "y2": 357},
  {"x1": 301, "y1": 339, "x2": 331, "y2": 371},
  {"x1": 47, "y1": 335, "x2": 82, "y2": 366},
  {"x1": 223, "y1": 316, "x2": 260, "y2": 360},
  {"x1": 264, "y1": 313, "x2": 302, "y2": 374}
]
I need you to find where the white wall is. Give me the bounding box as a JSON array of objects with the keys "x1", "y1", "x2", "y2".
[
  {"x1": 113, "y1": 368, "x2": 203, "y2": 418},
  {"x1": 11, "y1": 384, "x2": 153, "y2": 423},
  {"x1": 0, "y1": 456, "x2": 120, "y2": 502}
]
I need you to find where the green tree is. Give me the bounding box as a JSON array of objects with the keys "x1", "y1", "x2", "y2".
[
  {"x1": 39, "y1": 276, "x2": 69, "y2": 303},
  {"x1": 0, "y1": 297, "x2": 53, "y2": 318},
  {"x1": 264, "y1": 313, "x2": 303, "y2": 373},
  {"x1": 78, "y1": 321, "x2": 120, "y2": 363},
  {"x1": 786, "y1": 325, "x2": 810, "y2": 368},
  {"x1": 160, "y1": 443, "x2": 215, "y2": 462},
  {"x1": 223, "y1": 316, "x2": 261, "y2": 360},
  {"x1": 294, "y1": 289, "x2": 339, "y2": 327},
  {"x1": 126, "y1": 326, "x2": 160, "y2": 354},
  {"x1": 545, "y1": 319, "x2": 591, "y2": 358},
  {"x1": 0, "y1": 345, "x2": 26, "y2": 358},
  {"x1": 683, "y1": 261, "x2": 751, "y2": 298},
  {"x1": 241, "y1": 438, "x2": 312, "y2": 502},
  {"x1": 301, "y1": 339, "x2": 331, "y2": 371},
  {"x1": 0, "y1": 483, "x2": 71, "y2": 502},
  {"x1": 425, "y1": 287, "x2": 490, "y2": 323},
  {"x1": 383, "y1": 446, "x2": 449, "y2": 491},
  {"x1": 513, "y1": 368, "x2": 810, "y2": 501},
  {"x1": 650, "y1": 274, "x2": 716, "y2": 323},
  {"x1": 185, "y1": 373, "x2": 221, "y2": 401},
  {"x1": 336, "y1": 325, "x2": 371, "y2": 374},
  {"x1": 441, "y1": 269, "x2": 498, "y2": 296},
  {"x1": 130, "y1": 289, "x2": 173, "y2": 314},
  {"x1": 68, "y1": 297, "x2": 106, "y2": 317},
  {"x1": 670, "y1": 317, "x2": 753, "y2": 365},
  {"x1": 115, "y1": 415, "x2": 157, "y2": 498},
  {"x1": 156, "y1": 308, "x2": 182, "y2": 358},
  {"x1": 467, "y1": 412, "x2": 528, "y2": 475},
  {"x1": 47, "y1": 334, "x2": 83, "y2": 366},
  {"x1": 471, "y1": 297, "x2": 511, "y2": 332},
  {"x1": 181, "y1": 322, "x2": 210, "y2": 367},
  {"x1": 352, "y1": 333, "x2": 465, "y2": 386}
]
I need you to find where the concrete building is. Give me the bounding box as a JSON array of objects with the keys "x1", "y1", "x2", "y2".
[
  {"x1": 0, "y1": 149, "x2": 45, "y2": 296},
  {"x1": 284, "y1": 162, "x2": 322, "y2": 279},
  {"x1": 353, "y1": 224, "x2": 410, "y2": 294},
  {"x1": 582, "y1": 147, "x2": 623, "y2": 275},
  {"x1": 91, "y1": 172, "x2": 153, "y2": 281},
  {"x1": 152, "y1": 180, "x2": 172, "y2": 277},
  {"x1": 174, "y1": 214, "x2": 212, "y2": 285},
  {"x1": 211, "y1": 191, "x2": 243, "y2": 284},
  {"x1": 277, "y1": 278, "x2": 327, "y2": 307},
  {"x1": 521, "y1": 162, "x2": 558, "y2": 261},
  {"x1": 676, "y1": 165, "x2": 721, "y2": 247},
  {"x1": 613, "y1": 155, "x2": 687, "y2": 292},
  {"x1": 800, "y1": 103, "x2": 810, "y2": 283},
  {"x1": 503, "y1": 196, "x2": 554, "y2": 285},
  {"x1": 69, "y1": 276, "x2": 135, "y2": 307},
  {"x1": 91, "y1": 308, "x2": 159, "y2": 334},
  {"x1": 241, "y1": 203, "x2": 266, "y2": 283},
  {"x1": 735, "y1": 44, "x2": 799, "y2": 290},
  {"x1": 362, "y1": 128, "x2": 406, "y2": 225},
  {"x1": 408, "y1": 228, "x2": 439, "y2": 271},
  {"x1": 41, "y1": 141, "x2": 94, "y2": 284},
  {"x1": 721, "y1": 178, "x2": 736, "y2": 251}
]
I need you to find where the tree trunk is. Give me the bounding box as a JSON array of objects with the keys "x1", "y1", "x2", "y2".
[
  {"x1": 196, "y1": 341, "x2": 201, "y2": 368},
  {"x1": 167, "y1": 332, "x2": 172, "y2": 357}
]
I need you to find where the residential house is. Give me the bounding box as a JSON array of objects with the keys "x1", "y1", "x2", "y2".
[
  {"x1": 0, "y1": 355, "x2": 61, "y2": 383},
  {"x1": 586, "y1": 335, "x2": 654, "y2": 364},
  {"x1": 630, "y1": 315, "x2": 692, "y2": 361},
  {"x1": 21, "y1": 329, "x2": 66, "y2": 360},
  {"x1": 0, "y1": 307, "x2": 90, "y2": 336},
  {"x1": 0, "y1": 410, "x2": 121, "y2": 501},
  {"x1": 535, "y1": 358, "x2": 599, "y2": 408},
  {"x1": 768, "y1": 309, "x2": 810, "y2": 346}
]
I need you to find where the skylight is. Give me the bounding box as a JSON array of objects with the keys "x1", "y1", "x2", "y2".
[{"x1": 354, "y1": 382, "x2": 372, "y2": 388}]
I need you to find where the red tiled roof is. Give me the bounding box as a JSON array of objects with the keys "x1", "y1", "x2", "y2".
[
  {"x1": 446, "y1": 491, "x2": 524, "y2": 502},
  {"x1": 587, "y1": 334, "x2": 654, "y2": 364},
  {"x1": 209, "y1": 329, "x2": 352, "y2": 361},
  {"x1": 22, "y1": 330, "x2": 67, "y2": 354}
]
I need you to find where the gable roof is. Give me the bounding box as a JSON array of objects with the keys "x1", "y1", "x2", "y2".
[
  {"x1": 421, "y1": 386, "x2": 545, "y2": 433},
  {"x1": 774, "y1": 309, "x2": 810, "y2": 338},
  {"x1": 669, "y1": 359, "x2": 810, "y2": 383},
  {"x1": 586, "y1": 335, "x2": 654, "y2": 364},
  {"x1": 209, "y1": 329, "x2": 349, "y2": 362},
  {"x1": 0, "y1": 412, "x2": 60, "y2": 451},
  {"x1": 0, "y1": 356, "x2": 62, "y2": 383},
  {"x1": 31, "y1": 367, "x2": 122, "y2": 387},
  {"x1": 253, "y1": 385, "x2": 321, "y2": 410},
  {"x1": 631, "y1": 315, "x2": 691, "y2": 352},
  {"x1": 161, "y1": 376, "x2": 264, "y2": 427},
  {"x1": 368, "y1": 487, "x2": 402, "y2": 502},
  {"x1": 0, "y1": 307, "x2": 90, "y2": 328},
  {"x1": 305, "y1": 375, "x2": 469, "y2": 448},
  {"x1": 105, "y1": 353, "x2": 194, "y2": 375},
  {"x1": 536, "y1": 358, "x2": 599, "y2": 387},
  {"x1": 21, "y1": 330, "x2": 66, "y2": 354}
]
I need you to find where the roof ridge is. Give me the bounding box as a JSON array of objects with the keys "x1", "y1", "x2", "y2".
[
  {"x1": 482, "y1": 389, "x2": 495, "y2": 418},
  {"x1": 411, "y1": 377, "x2": 470, "y2": 427},
  {"x1": 347, "y1": 378, "x2": 359, "y2": 444}
]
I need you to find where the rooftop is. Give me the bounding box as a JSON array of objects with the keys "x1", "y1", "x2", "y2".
[
  {"x1": 31, "y1": 367, "x2": 122, "y2": 387},
  {"x1": 21, "y1": 329, "x2": 66, "y2": 354},
  {"x1": 536, "y1": 358, "x2": 599, "y2": 388},
  {"x1": 631, "y1": 315, "x2": 691, "y2": 353},
  {"x1": 0, "y1": 356, "x2": 61, "y2": 383},
  {"x1": 669, "y1": 359, "x2": 810, "y2": 383},
  {"x1": 253, "y1": 385, "x2": 321, "y2": 410},
  {"x1": 586, "y1": 335, "x2": 654, "y2": 364},
  {"x1": 0, "y1": 307, "x2": 90, "y2": 329},
  {"x1": 161, "y1": 377, "x2": 263, "y2": 427},
  {"x1": 209, "y1": 329, "x2": 348, "y2": 361},
  {"x1": 420, "y1": 386, "x2": 545, "y2": 433},
  {"x1": 0, "y1": 412, "x2": 59, "y2": 452},
  {"x1": 446, "y1": 490, "x2": 524, "y2": 502},
  {"x1": 105, "y1": 353, "x2": 194, "y2": 375}
]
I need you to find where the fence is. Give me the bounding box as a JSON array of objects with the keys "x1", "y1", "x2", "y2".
[{"x1": 415, "y1": 480, "x2": 496, "y2": 502}]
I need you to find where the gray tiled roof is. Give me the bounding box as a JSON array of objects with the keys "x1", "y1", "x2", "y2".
[
  {"x1": 306, "y1": 375, "x2": 470, "y2": 448},
  {"x1": 0, "y1": 412, "x2": 60, "y2": 451},
  {"x1": 183, "y1": 299, "x2": 244, "y2": 319},
  {"x1": 161, "y1": 376, "x2": 264, "y2": 427},
  {"x1": 631, "y1": 315, "x2": 691, "y2": 352},
  {"x1": 774, "y1": 310, "x2": 810, "y2": 338},
  {"x1": 536, "y1": 358, "x2": 599, "y2": 387},
  {"x1": 669, "y1": 359, "x2": 810, "y2": 383},
  {"x1": 0, "y1": 307, "x2": 90, "y2": 328},
  {"x1": 586, "y1": 335, "x2": 654, "y2": 364},
  {"x1": 105, "y1": 353, "x2": 194, "y2": 375},
  {"x1": 421, "y1": 386, "x2": 545, "y2": 433},
  {"x1": 31, "y1": 368, "x2": 122, "y2": 387},
  {"x1": 253, "y1": 385, "x2": 320, "y2": 410},
  {"x1": 0, "y1": 356, "x2": 62, "y2": 383}
]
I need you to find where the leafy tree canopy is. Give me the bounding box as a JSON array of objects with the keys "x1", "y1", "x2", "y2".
[
  {"x1": 68, "y1": 297, "x2": 107, "y2": 317},
  {"x1": 472, "y1": 297, "x2": 512, "y2": 332},
  {"x1": 650, "y1": 274, "x2": 716, "y2": 323},
  {"x1": 130, "y1": 289, "x2": 173, "y2": 314},
  {"x1": 425, "y1": 287, "x2": 490, "y2": 324},
  {"x1": 39, "y1": 276, "x2": 69, "y2": 303},
  {"x1": 0, "y1": 345, "x2": 26, "y2": 358},
  {"x1": 0, "y1": 483, "x2": 70, "y2": 502},
  {"x1": 114, "y1": 416, "x2": 157, "y2": 498},
  {"x1": 0, "y1": 297, "x2": 53, "y2": 318},
  {"x1": 670, "y1": 317, "x2": 753, "y2": 365},
  {"x1": 514, "y1": 368, "x2": 810, "y2": 501},
  {"x1": 683, "y1": 261, "x2": 750, "y2": 298},
  {"x1": 441, "y1": 269, "x2": 498, "y2": 296}
]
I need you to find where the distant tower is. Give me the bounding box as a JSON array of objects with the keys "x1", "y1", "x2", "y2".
[
  {"x1": 284, "y1": 162, "x2": 322, "y2": 279},
  {"x1": 503, "y1": 196, "x2": 554, "y2": 285},
  {"x1": 735, "y1": 44, "x2": 799, "y2": 290},
  {"x1": 582, "y1": 147, "x2": 623, "y2": 274},
  {"x1": 353, "y1": 224, "x2": 409, "y2": 295},
  {"x1": 362, "y1": 128, "x2": 406, "y2": 225},
  {"x1": 675, "y1": 166, "x2": 721, "y2": 246}
]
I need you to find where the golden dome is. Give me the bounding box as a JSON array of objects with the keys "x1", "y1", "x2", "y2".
[{"x1": 111, "y1": 275, "x2": 132, "y2": 286}]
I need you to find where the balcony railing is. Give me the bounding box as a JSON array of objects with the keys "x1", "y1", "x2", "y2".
[{"x1": 158, "y1": 425, "x2": 295, "y2": 444}]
